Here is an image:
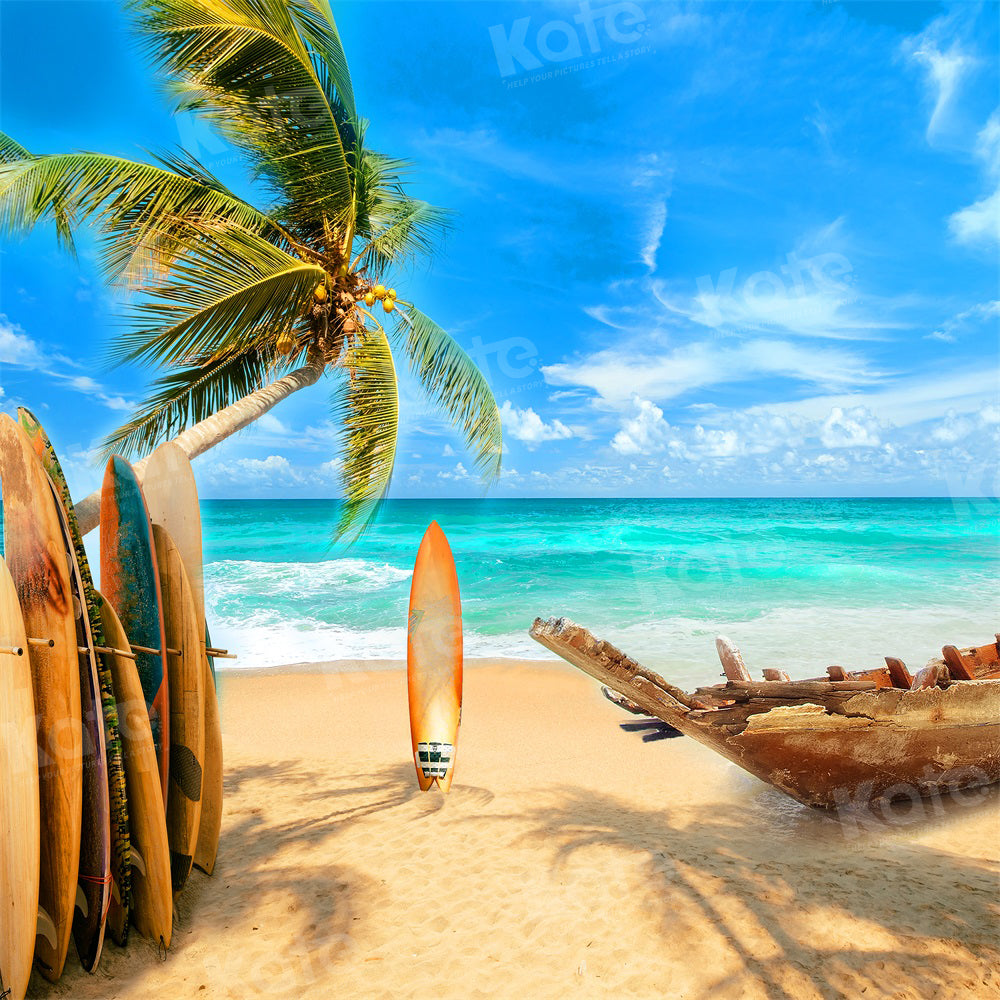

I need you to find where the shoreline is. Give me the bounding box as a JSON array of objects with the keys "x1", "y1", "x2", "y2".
[{"x1": 216, "y1": 654, "x2": 556, "y2": 677}]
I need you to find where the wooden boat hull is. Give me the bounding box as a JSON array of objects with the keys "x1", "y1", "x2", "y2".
[
  {"x1": 530, "y1": 617, "x2": 1000, "y2": 809},
  {"x1": 96, "y1": 593, "x2": 172, "y2": 949},
  {"x1": 152, "y1": 526, "x2": 205, "y2": 893},
  {"x1": 688, "y1": 683, "x2": 1000, "y2": 808},
  {"x1": 101, "y1": 456, "x2": 169, "y2": 801},
  {"x1": 18, "y1": 407, "x2": 131, "y2": 947},
  {"x1": 0, "y1": 415, "x2": 82, "y2": 982},
  {"x1": 0, "y1": 556, "x2": 40, "y2": 1000},
  {"x1": 407, "y1": 522, "x2": 463, "y2": 793}
]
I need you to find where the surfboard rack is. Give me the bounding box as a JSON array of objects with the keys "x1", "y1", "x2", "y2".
[
  {"x1": 93, "y1": 644, "x2": 137, "y2": 662},
  {"x1": 206, "y1": 647, "x2": 237, "y2": 660},
  {"x1": 2, "y1": 645, "x2": 24, "y2": 656},
  {"x1": 27, "y1": 636, "x2": 54, "y2": 648},
  {"x1": 129, "y1": 642, "x2": 180, "y2": 656}
]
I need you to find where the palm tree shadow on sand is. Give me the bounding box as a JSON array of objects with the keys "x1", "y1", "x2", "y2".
[{"x1": 501, "y1": 782, "x2": 1000, "y2": 1000}]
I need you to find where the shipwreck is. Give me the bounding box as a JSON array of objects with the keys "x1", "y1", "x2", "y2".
[{"x1": 530, "y1": 617, "x2": 1000, "y2": 809}]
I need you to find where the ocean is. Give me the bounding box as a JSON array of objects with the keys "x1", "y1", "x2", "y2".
[{"x1": 199, "y1": 497, "x2": 999, "y2": 687}]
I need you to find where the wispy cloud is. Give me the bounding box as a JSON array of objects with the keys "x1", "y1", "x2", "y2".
[
  {"x1": 949, "y1": 111, "x2": 1000, "y2": 248},
  {"x1": 543, "y1": 337, "x2": 877, "y2": 408},
  {"x1": 903, "y1": 16, "x2": 978, "y2": 140},
  {"x1": 640, "y1": 200, "x2": 667, "y2": 273}
]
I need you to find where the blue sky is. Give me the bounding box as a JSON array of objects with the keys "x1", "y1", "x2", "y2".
[{"x1": 0, "y1": 0, "x2": 997, "y2": 501}]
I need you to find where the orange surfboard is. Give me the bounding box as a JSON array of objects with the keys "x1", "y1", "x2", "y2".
[{"x1": 407, "y1": 522, "x2": 463, "y2": 792}]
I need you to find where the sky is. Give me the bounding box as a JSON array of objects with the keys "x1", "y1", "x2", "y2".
[{"x1": 0, "y1": 0, "x2": 998, "y2": 501}]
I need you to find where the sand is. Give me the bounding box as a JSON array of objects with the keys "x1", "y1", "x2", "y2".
[{"x1": 29, "y1": 659, "x2": 1000, "y2": 1000}]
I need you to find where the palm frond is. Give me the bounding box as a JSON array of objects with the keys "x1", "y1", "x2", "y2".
[
  {"x1": 333, "y1": 326, "x2": 398, "y2": 540},
  {"x1": 0, "y1": 148, "x2": 286, "y2": 282},
  {"x1": 0, "y1": 131, "x2": 77, "y2": 252},
  {"x1": 116, "y1": 224, "x2": 326, "y2": 367},
  {"x1": 0, "y1": 132, "x2": 30, "y2": 163},
  {"x1": 130, "y1": 0, "x2": 357, "y2": 235},
  {"x1": 393, "y1": 306, "x2": 502, "y2": 482},
  {"x1": 355, "y1": 198, "x2": 453, "y2": 274},
  {"x1": 101, "y1": 340, "x2": 283, "y2": 458}
]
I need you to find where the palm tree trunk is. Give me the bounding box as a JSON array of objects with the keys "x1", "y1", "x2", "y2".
[{"x1": 73, "y1": 358, "x2": 326, "y2": 535}]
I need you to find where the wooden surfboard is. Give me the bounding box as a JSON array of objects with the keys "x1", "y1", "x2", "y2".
[
  {"x1": 152, "y1": 526, "x2": 205, "y2": 894},
  {"x1": 96, "y1": 592, "x2": 172, "y2": 950},
  {"x1": 0, "y1": 556, "x2": 40, "y2": 1000},
  {"x1": 407, "y1": 521, "x2": 463, "y2": 793},
  {"x1": 141, "y1": 443, "x2": 204, "y2": 630},
  {"x1": 139, "y1": 443, "x2": 222, "y2": 875},
  {"x1": 0, "y1": 414, "x2": 82, "y2": 983},
  {"x1": 18, "y1": 407, "x2": 131, "y2": 949},
  {"x1": 101, "y1": 456, "x2": 169, "y2": 802},
  {"x1": 197, "y1": 631, "x2": 223, "y2": 875},
  {"x1": 49, "y1": 484, "x2": 111, "y2": 973}
]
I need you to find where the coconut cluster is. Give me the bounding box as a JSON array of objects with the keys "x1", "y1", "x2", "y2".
[{"x1": 275, "y1": 269, "x2": 398, "y2": 360}]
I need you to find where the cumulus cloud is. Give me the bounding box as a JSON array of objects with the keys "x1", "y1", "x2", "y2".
[
  {"x1": 611, "y1": 398, "x2": 672, "y2": 454},
  {"x1": 500, "y1": 401, "x2": 574, "y2": 447},
  {"x1": 438, "y1": 462, "x2": 470, "y2": 481},
  {"x1": 820, "y1": 407, "x2": 881, "y2": 448},
  {"x1": 0, "y1": 319, "x2": 43, "y2": 367}
]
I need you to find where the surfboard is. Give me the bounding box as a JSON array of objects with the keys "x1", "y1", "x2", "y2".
[
  {"x1": 49, "y1": 483, "x2": 111, "y2": 972},
  {"x1": 18, "y1": 408, "x2": 129, "y2": 955},
  {"x1": 407, "y1": 521, "x2": 463, "y2": 793},
  {"x1": 152, "y1": 525, "x2": 205, "y2": 893},
  {"x1": 139, "y1": 443, "x2": 222, "y2": 875},
  {"x1": 96, "y1": 592, "x2": 172, "y2": 950},
  {"x1": 196, "y1": 631, "x2": 223, "y2": 875},
  {"x1": 101, "y1": 456, "x2": 169, "y2": 802},
  {"x1": 0, "y1": 556, "x2": 40, "y2": 1000},
  {"x1": 0, "y1": 414, "x2": 82, "y2": 982},
  {"x1": 141, "y1": 444, "x2": 204, "y2": 629}
]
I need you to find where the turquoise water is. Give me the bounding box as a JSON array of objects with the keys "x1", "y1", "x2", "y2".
[{"x1": 201, "y1": 497, "x2": 999, "y2": 685}]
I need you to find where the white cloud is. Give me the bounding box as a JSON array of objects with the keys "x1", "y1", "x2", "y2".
[
  {"x1": 949, "y1": 113, "x2": 1000, "y2": 247},
  {"x1": 0, "y1": 319, "x2": 42, "y2": 367},
  {"x1": 738, "y1": 367, "x2": 997, "y2": 429},
  {"x1": 204, "y1": 454, "x2": 303, "y2": 488},
  {"x1": 903, "y1": 18, "x2": 977, "y2": 140},
  {"x1": 950, "y1": 188, "x2": 1000, "y2": 246},
  {"x1": 442, "y1": 444, "x2": 456, "y2": 457},
  {"x1": 543, "y1": 338, "x2": 875, "y2": 407},
  {"x1": 820, "y1": 407, "x2": 881, "y2": 448},
  {"x1": 500, "y1": 401, "x2": 574, "y2": 447},
  {"x1": 692, "y1": 425, "x2": 742, "y2": 457},
  {"x1": 641, "y1": 200, "x2": 667, "y2": 273},
  {"x1": 611, "y1": 398, "x2": 671, "y2": 454},
  {"x1": 437, "y1": 462, "x2": 470, "y2": 481},
  {"x1": 256, "y1": 413, "x2": 290, "y2": 434}
]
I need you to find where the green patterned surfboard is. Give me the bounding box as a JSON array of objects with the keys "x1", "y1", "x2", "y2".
[{"x1": 17, "y1": 408, "x2": 132, "y2": 947}]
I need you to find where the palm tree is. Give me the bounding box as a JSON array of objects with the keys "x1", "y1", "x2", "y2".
[{"x1": 0, "y1": 0, "x2": 501, "y2": 540}]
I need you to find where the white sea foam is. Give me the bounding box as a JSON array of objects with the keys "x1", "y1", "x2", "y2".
[
  {"x1": 204, "y1": 615, "x2": 545, "y2": 669},
  {"x1": 203, "y1": 600, "x2": 994, "y2": 677},
  {"x1": 205, "y1": 557, "x2": 410, "y2": 600}
]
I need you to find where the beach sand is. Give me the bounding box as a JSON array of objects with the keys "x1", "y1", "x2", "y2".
[{"x1": 30, "y1": 659, "x2": 1000, "y2": 999}]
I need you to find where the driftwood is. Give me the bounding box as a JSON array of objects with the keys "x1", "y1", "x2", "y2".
[
  {"x1": 530, "y1": 616, "x2": 1000, "y2": 809},
  {"x1": 716, "y1": 636, "x2": 751, "y2": 682},
  {"x1": 763, "y1": 668, "x2": 791, "y2": 682}
]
